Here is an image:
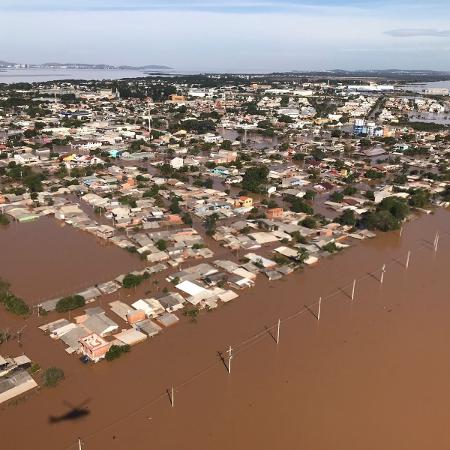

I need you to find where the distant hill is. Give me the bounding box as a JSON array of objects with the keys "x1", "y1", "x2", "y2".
[
  {"x1": 286, "y1": 69, "x2": 450, "y2": 82},
  {"x1": 0, "y1": 60, "x2": 173, "y2": 70},
  {"x1": 40, "y1": 62, "x2": 173, "y2": 70},
  {"x1": 291, "y1": 69, "x2": 450, "y2": 76},
  {"x1": 118, "y1": 65, "x2": 173, "y2": 70},
  {"x1": 0, "y1": 60, "x2": 16, "y2": 67}
]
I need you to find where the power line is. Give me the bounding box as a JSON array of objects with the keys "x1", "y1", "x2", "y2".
[{"x1": 60, "y1": 231, "x2": 447, "y2": 449}]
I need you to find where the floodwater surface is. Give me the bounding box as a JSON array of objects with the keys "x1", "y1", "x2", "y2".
[
  {"x1": 0, "y1": 209, "x2": 449, "y2": 450},
  {"x1": 0, "y1": 216, "x2": 145, "y2": 303}
]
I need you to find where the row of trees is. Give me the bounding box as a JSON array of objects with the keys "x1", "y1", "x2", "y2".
[
  {"x1": 55, "y1": 295, "x2": 85, "y2": 313},
  {"x1": 0, "y1": 278, "x2": 30, "y2": 316},
  {"x1": 362, "y1": 197, "x2": 410, "y2": 232}
]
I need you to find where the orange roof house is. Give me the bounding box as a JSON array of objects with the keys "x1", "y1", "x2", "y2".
[
  {"x1": 234, "y1": 196, "x2": 253, "y2": 208},
  {"x1": 126, "y1": 309, "x2": 146, "y2": 325},
  {"x1": 165, "y1": 214, "x2": 183, "y2": 225},
  {"x1": 266, "y1": 208, "x2": 283, "y2": 219},
  {"x1": 170, "y1": 94, "x2": 186, "y2": 102},
  {"x1": 79, "y1": 333, "x2": 110, "y2": 362}
]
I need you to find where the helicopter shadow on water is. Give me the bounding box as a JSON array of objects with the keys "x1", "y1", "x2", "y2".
[{"x1": 49, "y1": 399, "x2": 91, "y2": 424}]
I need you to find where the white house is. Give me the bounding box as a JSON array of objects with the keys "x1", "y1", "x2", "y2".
[
  {"x1": 170, "y1": 157, "x2": 184, "y2": 169},
  {"x1": 14, "y1": 153, "x2": 39, "y2": 165}
]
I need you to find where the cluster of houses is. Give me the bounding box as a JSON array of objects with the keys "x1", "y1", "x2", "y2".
[
  {"x1": 40, "y1": 244, "x2": 324, "y2": 363},
  {"x1": 1, "y1": 74, "x2": 449, "y2": 372},
  {"x1": 0, "y1": 354, "x2": 36, "y2": 405}
]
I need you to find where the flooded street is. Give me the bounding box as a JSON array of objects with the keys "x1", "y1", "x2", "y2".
[
  {"x1": 0, "y1": 216, "x2": 145, "y2": 303},
  {"x1": 0, "y1": 209, "x2": 449, "y2": 450}
]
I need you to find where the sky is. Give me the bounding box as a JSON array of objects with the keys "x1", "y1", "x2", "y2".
[{"x1": 0, "y1": 0, "x2": 449, "y2": 72}]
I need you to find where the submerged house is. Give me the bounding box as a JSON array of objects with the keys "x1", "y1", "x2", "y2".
[{"x1": 79, "y1": 333, "x2": 110, "y2": 363}]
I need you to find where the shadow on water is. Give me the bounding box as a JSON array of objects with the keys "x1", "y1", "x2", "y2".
[
  {"x1": 264, "y1": 325, "x2": 277, "y2": 343},
  {"x1": 217, "y1": 351, "x2": 229, "y2": 372},
  {"x1": 304, "y1": 304, "x2": 318, "y2": 320},
  {"x1": 49, "y1": 399, "x2": 91, "y2": 424}
]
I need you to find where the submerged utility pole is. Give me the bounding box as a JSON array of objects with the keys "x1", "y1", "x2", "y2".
[
  {"x1": 351, "y1": 279, "x2": 356, "y2": 301},
  {"x1": 276, "y1": 319, "x2": 281, "y2": 344},
  {"x1": 380, "y1": 264, "x2": 386, "y2": 284},
  {"x1": 16, "y1": 325, "x2": 26, "y2": 346},
  {"x1": 434, "y1": 232, "x2": 440, "y2": 253},
  {"x1": 318, "y1": 297, "x2": 322, "y2": 321},
  {"x1": 170, "y1": 386, "x2": 174, "y2": 407},
  {"x1": 227, "y1": 346, "x2": 233, "y2": 374},
  {"x1": 406, "y1": 250, "x2": 411, "y2": 270},
  {"x1": 78, "y1": 438, "x2": 83, "y2": 450}
]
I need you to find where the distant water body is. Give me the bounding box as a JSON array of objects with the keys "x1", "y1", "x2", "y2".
[
  {"x1": 399, "y1": 80, "x2": 450, "y2": 93},
  {"x1": 0, "y1": 68, "x2": 200, "y2": 83}
]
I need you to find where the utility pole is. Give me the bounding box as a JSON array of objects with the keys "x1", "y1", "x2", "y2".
[
  {"x1": 405, "y1": 250, "x2": 411, "y2": 270},
  {"x1": 35, "y1": 303, "x2": 42, "y2": 317},
  {"x1": 276, "y1": 319, "x2": 281, "y2": 344},
  {"x1": 16, "y1": 325, "x2": 26, "y2": 346},
  {"x1": 170, "y1": 386, "x2": 174, "y2": 407},
  {"x1": 380, "y1": 264, "x2": 386, "y2": 284},
  {"x1": 317, "y1": 297, "x2": 322, "y2": 321},
  {"x1": 434, "y1": 232, "x2": 440, "y2": 253},
  {"x1": 78, "y1": 438, "x2": 83, "y2": 450},
  {"x1": 227, "y1": 346, "x2": 233, "y2": 374}
]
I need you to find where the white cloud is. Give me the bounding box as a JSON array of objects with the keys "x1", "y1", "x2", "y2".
[{"x1": 0, "y1": 7, "x2": 449, "y2": 71}]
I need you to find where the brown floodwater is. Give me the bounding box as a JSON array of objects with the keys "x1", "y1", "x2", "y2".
[
  {"x1": 0, "y1": 216, "x2": 145, "y2": 303},
  {"x1": 0, "y1": 209, "x2": 449, "y2": 450}
]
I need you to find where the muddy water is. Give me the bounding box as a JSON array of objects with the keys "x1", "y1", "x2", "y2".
[
  {"x1": 0, "y1": 216, "x2": 145, "y2": 303},
  {"x1": 0, "y1": 209, "x2": 449, "y2": 450}
]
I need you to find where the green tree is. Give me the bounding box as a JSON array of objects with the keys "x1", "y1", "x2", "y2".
[
  {"x1": 287, "y1": 196, "x2": 314, "y2": 214},
  {"x1": 122, "y1": 273, "x2": 146, "y2": 289},
  {"x1": 329, "y1": 191, "x2": 344, "y2": 203},
  {"x1": 55, "y1": 295, "x2": 85, "y2": 313},
  {"x1": 105, "y1": 344, "x2": 130, "y2": 361},
  {"x1": 303, "y1": 190, "x2": 316, "y2": 201},
  {"x1": 169, "y1": 197, "x2": 181, "y2": 214},
  {"x1": 365, "y1": 169, "x2": 384, "y2": 180},
  {"x1": 297, "y1": 247, "x2": 310, "y2": 264},
  {"x1": 182, "y1": 212, "x2": 193, "y2": 225},
  {"x1": 301, "y1": 217, "x2": 317, "y2": 229},
  {"x1": 342, "y1": 185, "x2": 357, "y2": 196},
  {"x1": 362, "y1": 210, "x2": 399, "y2": 232},
  {"x1": 204, "y1": 213, "x2": 219, "y2": 236},
  {"x1": 156, "y1": 239, "x2": 167, "y2": 251},
  {"x1": 323, "y1": 242, "x2": 339, "y2": 253},
  {"x1": 378, "y1": 197, "x2": 409, "y2": 221},
  {"x1": 338, "y1": 209, "x2": 356, "y2": 226},
  {"x1": 242, "y1": 166, "x2": 269, "y2": 193},
  {"x1": 408, "y1": 189, "x2": 430, "y2": 208},
  {"x1": 0, "y1": 214, "x2": 9, "y2": 225},
  {"x1": 221, "y1": 140, "x2": 232, "y2": 150},
  {"x1": 44, "y1": 367, "x2": 65, "y2": 387}
]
